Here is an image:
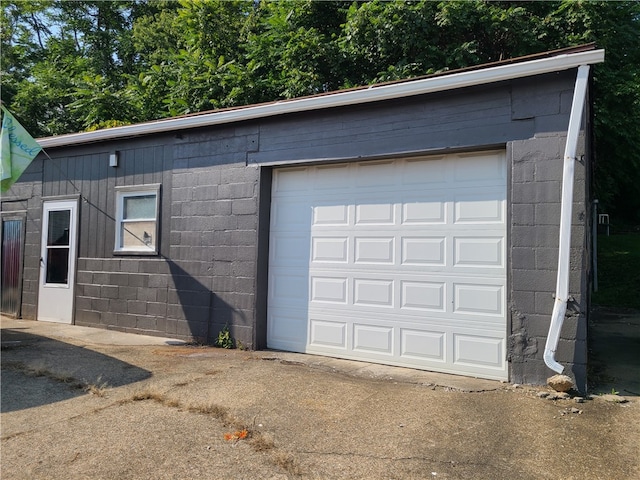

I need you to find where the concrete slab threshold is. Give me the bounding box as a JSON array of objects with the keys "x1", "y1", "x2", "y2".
[{"x1": 0, "y1": 317, "x2": 186, "y2": 347}]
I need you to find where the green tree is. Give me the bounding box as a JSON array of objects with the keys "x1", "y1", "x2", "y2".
[
  {"x1": 1, "y1": 0, "x2": 637, "y2": 223},
  {"x1": 129, "y1": 0, "x2": 253, "y2": 116},
  {"x1": 574, "y1": 2, "x2": 640, "y2": 224}
]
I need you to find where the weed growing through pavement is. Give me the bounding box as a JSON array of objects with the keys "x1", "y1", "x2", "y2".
[
  {"x1": 3, "y1": 361, "x2": 110, "y2": 395},
  {"x1": 123, "y1": 387, "x2": 302, "y2": 472},
  {"x1": 214, "y1": 325, "x2": 234, "y2": 349},
  {"x1": 83, "y1": 375, "x2": 110, "y2": 397},
  {"x1": 127, "y1": 388, "x2": 234, "y2": 423}
]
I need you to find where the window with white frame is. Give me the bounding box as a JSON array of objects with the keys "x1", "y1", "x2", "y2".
[{"x1": 114, "y1": 184, "x2": 160, "y2": 254}]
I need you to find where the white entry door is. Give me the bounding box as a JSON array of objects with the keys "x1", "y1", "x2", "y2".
[
  {"x1": 38, "y1": 199, "x2": 78, "y2": 324},
  {"x1": 268, "y1": 151, "x2": 508, "y2": 380}
]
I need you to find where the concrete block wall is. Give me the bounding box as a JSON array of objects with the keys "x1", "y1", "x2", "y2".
[
  {"x1": 509, "y1": 133, "x2": 589, "y2": 392},
  {"x1": 168, "y1": 126, "x2": 260, "y2": 347},
  {"x1": 72, "y1": 126, "x2": 261, "y2": 347},
  {"x1": 75, "y1": 258, "x2": 171, "y2": 335}
]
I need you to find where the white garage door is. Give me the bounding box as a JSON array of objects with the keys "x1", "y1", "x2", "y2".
[{"x1": 267, "y1": 151, "x2": 507, "y2": 380}]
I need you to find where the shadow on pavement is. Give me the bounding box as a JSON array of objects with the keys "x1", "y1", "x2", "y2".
[
  {"x1": 588, "y1": 307, "x2": 640, "y2": 396},
  {"x1": 1, "y1": 328, "x2": 151, "y2": 413}
]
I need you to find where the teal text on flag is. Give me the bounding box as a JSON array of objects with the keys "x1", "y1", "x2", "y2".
[{"x1": 1, "y1": 106, "x2": 42, "y2": 192}]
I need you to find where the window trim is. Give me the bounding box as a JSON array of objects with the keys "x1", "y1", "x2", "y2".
[{"x1": 114, "y1": 184, "x2": 161, "y2": 255}]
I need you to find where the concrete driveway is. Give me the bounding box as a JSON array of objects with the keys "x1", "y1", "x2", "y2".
[{"x1": 1, "y1": 316, "x2": 638, "y2": 479}]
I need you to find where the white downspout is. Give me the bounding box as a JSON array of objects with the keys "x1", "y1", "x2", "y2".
[{"x1": 543, "y1": 65, "x2": 590, "y2": 373}]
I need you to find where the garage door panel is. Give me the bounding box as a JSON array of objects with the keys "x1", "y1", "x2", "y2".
[
  {"x1": 273, "y1": 167, "x2": 309, "y2": 192},
  {"x1": 354, "y1": 237, "x2": 395, "y2": 264},
  {"x1": 400, "y1": 280, "x2": 446, "y2": 312},
  {"x1": 402, "y1": 198, "x2": 446, "y2": 224},
  {"x1": 268, "y1": 151, "x2": 507, "y2": 380},
  {"x1": 268, "y1": 307, "x2": 307, "y2": 350},
  {"x1": 308, "y1": 273, "x2": 505, "y2": 325},
  {"x1": 314, "y1": 163, "x2": 351, "y2": 189},
  {"x1": 454, "y1": 152, "x2": 506, "y2": 183},
  {"x1": 353, "y1": 323, "x2": 394, "y2": 355},
  {"x1": 401, "y1": 237, "x2": 446, "y2": 266},
  {"x1": 309, "y1": 319, "x2": 347, "y2": 349},
  {"x1": 310, "y1": 276, "x2": 348, "y2": 304},
  {"x1": 269, "y1": 270, "x2": 308, "y2": 305},
  {"x1": 453, "y1": 282, "x2": 504, "y2": 317},
  {"x1": 271, "y1": 233, "x2": 308, "y2": 265},
  {"x1": 400, "y1": 328, "x2": 446, "y2": 361},
  {"x1": 454, "y1": 236, "x2": 504, "y2": 268},
  {"x1": 272, "y1": 202, "x2": 310, "y2": 229},
  {"x1": 312, "y1": 236, "x2": 349, "y2": 263},
  {"x1": 354, "y1": 200, "x2": 396, "y2": 225},
  {"x1": 454, "y1": 333, "x2": 505, "y2": 369},
  {"x1": 313, "y1": 202, "x2": 350, "y2": 226},
  {"x1": 356, "y1": 160, "x2": 396, "y2": 187},
  {"x1": 353, "y1": 278, "x2": 394, "y2": 307},
  {"x1": 454, "y1": 193, "x2": 505, "y2": 223},
  {"x1": 402, "y1": 156, "x2": 447, "y2": 185}
]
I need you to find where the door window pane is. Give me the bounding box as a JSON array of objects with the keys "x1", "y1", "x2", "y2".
[
  {"x1": 47, "y1": 210, "x2": 70, "y2": 246},
  {"x1": 46, "y1": 248, "x2": 69, "y2": 284}
]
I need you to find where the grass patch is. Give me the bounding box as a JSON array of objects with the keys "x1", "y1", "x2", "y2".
[
  {"x1": 128, "y1": 388, "x2": 234, "y2": 424},
  {"x1": 84, "y1": 376, "x2": 110, "y2": 397},
  {"x1": 2, "y1": 361, "x2": 110, "y2": 395},
  {"x1": 593, "y1": 234, "x2": 640, "y2": 309},
  {"x1": 125, "y1": 388, "x2": 283, "y2": 457}
]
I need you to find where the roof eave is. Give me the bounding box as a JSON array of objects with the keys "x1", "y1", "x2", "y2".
[{"x1": 37, "y1": 49, "x2": 605, "y2": 149}]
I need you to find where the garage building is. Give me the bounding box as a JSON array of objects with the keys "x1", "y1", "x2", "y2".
[{"x1": 0, "y1": 45, "x2": 604, "y2": 390}]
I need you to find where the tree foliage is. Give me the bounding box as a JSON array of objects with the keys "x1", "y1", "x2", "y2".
[{"x1": 1, "y1": 0, "x2": 638, "y2": 223}]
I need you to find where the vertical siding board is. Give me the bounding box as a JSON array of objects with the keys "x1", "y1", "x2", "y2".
[
  {"x1": 154, "y1": 145, "x2": 164, "y2": 184},
  {"x1": 115, "y1": 149, "x2": 123, "y2": 187},
  {"x1": 66, "y1": 157, "x2": 75, "y2": 196},
  {"x1": 160, "y1": 145, "x2": 171, "y2": 259},
  {"x1": 143, "y1": 147, "x2": 155, "y2": 185},
  {"x1": 55, "y1": 157, "x2": 63, "y2": 195},
  {"x1": 62, "y1": 157, "x2": 77, "y2": 195},
  {"x1": 83, "y1": 154, "x2": 92, "y2": 258},
  {"x1": 43, "y1": 156, "x2": 53, "y2": 197},
  {"x1": 79, "y1": 155, "x2": 90, "y2": 258},
  {"x1": 89, "y1": 153, "x2": 101, "y2": 259},
  {"x1": 48, "y1": 157, "x2": 57, "y2": 196},
  {"x1": 52, "y1": 157, "x2": 61, "y2": 196},
  {"x1": 85, "y1": 154, "x2": 94, "y2": 254},
  {"x1": 66, "y1": 157, "x2": 76, "y2": 196},
  {"x1": 106, "y1": 153, "x2": 116, "y2": 255},
  {"x1": 133, "y1": 147, "x2": 144, "y2": 186},
  {"x1": 61, "y1": 157, "x2": 70, "y2": 195},
  {"x1": 97, "y1": 152, "x2": 108, "y2": 257},
  {"x1": 124, "y1": 149, "x2": 135, "y2": 186}
]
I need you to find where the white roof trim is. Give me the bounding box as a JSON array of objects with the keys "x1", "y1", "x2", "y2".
[{"x1": 38, "y1": 49, "x2": 604, "y2": 149}]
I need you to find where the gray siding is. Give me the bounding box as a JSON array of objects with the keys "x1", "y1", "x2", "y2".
[
  {"x1": 248, "y1": 72, "x2": 574, "y2": 165},
  {"x1": 0, "y1": 68, "x2": 590, "y2": 389}
]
